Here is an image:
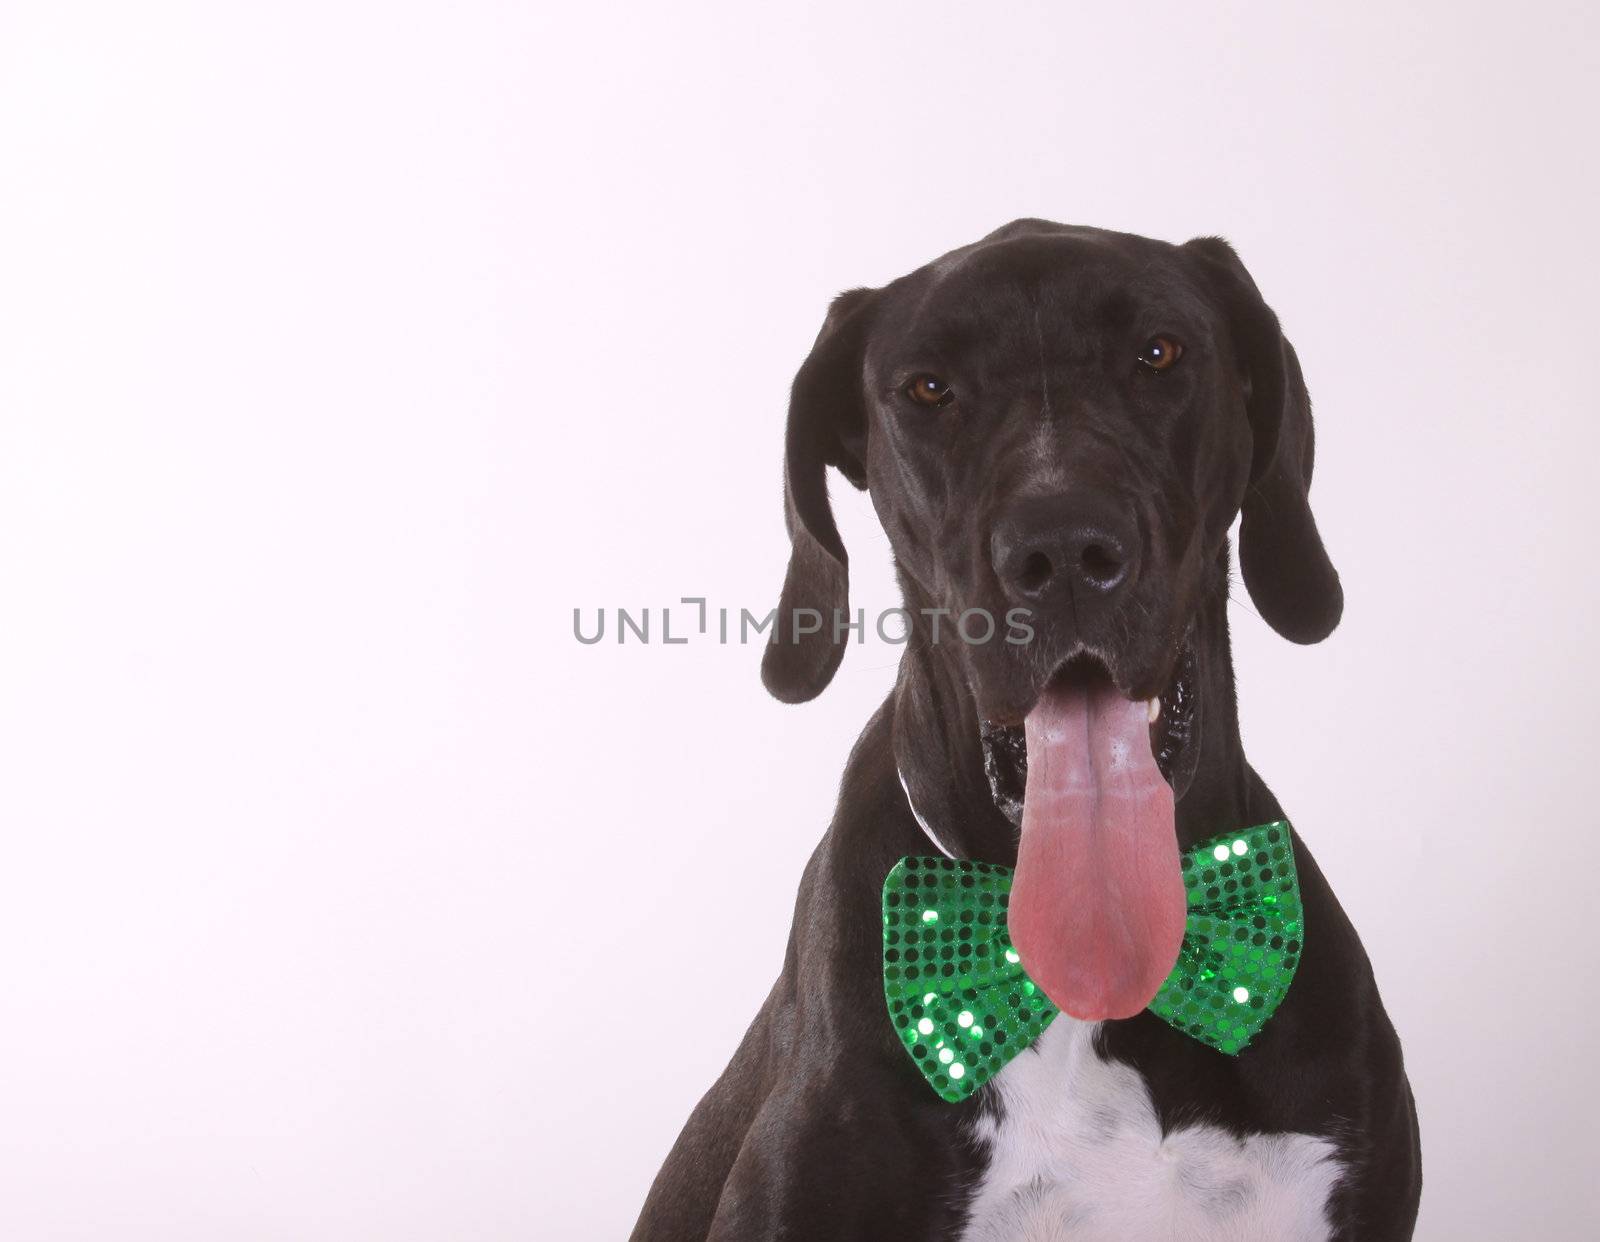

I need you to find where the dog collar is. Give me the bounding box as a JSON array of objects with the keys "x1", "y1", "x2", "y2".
[
  {"x1": 895, "y1": 768, "x2": 957, "y2": 858},
  {"x1": 882, "y1": 821, "x2": 1304, "y2": 1102}
]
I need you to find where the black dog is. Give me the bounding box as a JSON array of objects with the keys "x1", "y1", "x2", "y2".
[{"x1": 632, "y1": 222, "x2": 1420, "y2": 1240}]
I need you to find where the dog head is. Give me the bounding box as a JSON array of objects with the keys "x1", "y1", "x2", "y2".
[{"x1": 762, "y1": 220, "x2": 1337, "y2": 721}]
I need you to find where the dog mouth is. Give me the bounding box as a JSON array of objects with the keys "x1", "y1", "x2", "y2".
[
  {"x1": 977, "y1": 643, "x2": 1198, "y2": 1021},
  {"x1": 981, "y1": 641, "x2": 1198, "y2": 824}
]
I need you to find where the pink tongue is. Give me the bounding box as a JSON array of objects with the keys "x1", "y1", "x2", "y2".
[{"x1": 1007, "y1": 677, "x2": 1186, "y2": 1021}]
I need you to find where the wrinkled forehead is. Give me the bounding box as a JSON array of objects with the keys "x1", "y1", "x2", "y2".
[{"x1": 873, "y1": 232, "x2": 1214, "y2": 361}]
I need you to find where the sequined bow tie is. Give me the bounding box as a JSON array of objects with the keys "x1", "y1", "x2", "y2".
[{"x1": 882, "y1": 821, "x2": 1303, "y2": 1102}]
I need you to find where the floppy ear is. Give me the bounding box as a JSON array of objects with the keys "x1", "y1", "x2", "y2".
[
  {"x1": 759, "y1": 287, "x2": 876, "y2": 703},
  {"x1": 1185, "y1": 238, "x2": 1343, "y2": 644}
]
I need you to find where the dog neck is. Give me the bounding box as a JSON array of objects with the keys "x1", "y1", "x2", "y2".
[{"x1": 890, "y1": 558, "x2": 1254, "y2": 862}]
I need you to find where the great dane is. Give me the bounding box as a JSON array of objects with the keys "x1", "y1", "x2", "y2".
[{"x1": 632, "y1": 221, "x2": 1421, "y2": 1240}]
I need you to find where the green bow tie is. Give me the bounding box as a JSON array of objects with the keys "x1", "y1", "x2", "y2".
[{"x1": 883, "y1": 821, "x2": 1302, "y2": 1102}]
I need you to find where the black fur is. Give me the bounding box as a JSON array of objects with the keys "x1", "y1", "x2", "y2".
[{"x1": 634, "y1": 222, "x2": 1420, "y2": 1240}]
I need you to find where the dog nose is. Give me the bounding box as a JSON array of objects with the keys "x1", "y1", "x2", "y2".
[{"x1": 990, "y1": 496, "x2": 1137, "y2": 608}]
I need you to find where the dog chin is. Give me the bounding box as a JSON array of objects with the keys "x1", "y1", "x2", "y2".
[{"x1": 977, "y1": 639, "x2": 1201, "y2": 827}]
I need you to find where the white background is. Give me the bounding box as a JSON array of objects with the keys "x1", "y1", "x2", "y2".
[{"x1": 2, "y1": 2, "x2": 1596, "y2": 1239}]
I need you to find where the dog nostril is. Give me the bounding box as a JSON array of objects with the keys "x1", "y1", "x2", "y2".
[
  {"x1": 1079, "y1": 542, "x2": 1124, "y2": 589},
  {"x1": 1017, "y1": 551, "x2": 1054, "y2": 594}
]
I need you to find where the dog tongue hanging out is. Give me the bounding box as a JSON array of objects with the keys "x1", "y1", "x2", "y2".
[{"x1": 1007, "y1": 664, "x2": 1186, "y2": 1020}]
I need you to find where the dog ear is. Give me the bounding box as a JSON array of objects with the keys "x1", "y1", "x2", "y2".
[
  {"x1": 1185, "y1": 237, "x2": 1343, "y2": 644},
  {"x1": 759, "y1": 287, "x2": 876, "y2": 703}
]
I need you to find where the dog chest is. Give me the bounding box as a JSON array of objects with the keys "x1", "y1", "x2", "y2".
[{"x1": 960, "y1": 1019, "x2": 1343, "y2": 1242}]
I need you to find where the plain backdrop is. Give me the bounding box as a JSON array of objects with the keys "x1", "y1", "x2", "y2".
[{"x1": 2, "y1": 2, "x2": 1597, "y2": 1239}]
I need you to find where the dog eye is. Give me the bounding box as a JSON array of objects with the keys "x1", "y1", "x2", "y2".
[
  {"x1": 903, "y1": 374, "x2": 955, "y2": 408},
  {"x1": 1137, "y1": 337, "x2": 1184, "y2": 372}
]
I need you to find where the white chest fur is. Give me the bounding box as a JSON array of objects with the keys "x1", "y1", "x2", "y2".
[{"x1": 960, "y1": 1019, "x2": 1343, "y2": 1242}]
